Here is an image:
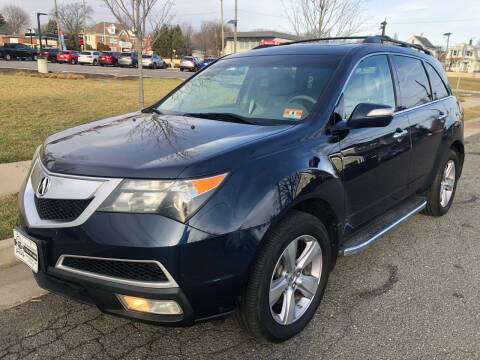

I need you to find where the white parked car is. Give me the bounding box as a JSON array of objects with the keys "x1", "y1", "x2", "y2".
[
  {"x1": 142, "y1": 54, "x2": 166, "y2": 69},
  {"x1": 78, "y1": 51, "x2": 100, "y2": 66}
]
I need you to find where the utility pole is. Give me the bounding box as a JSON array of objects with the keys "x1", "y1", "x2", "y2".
[
  {"x1": 443, "y1": 32, "x2": 452, "y2": 69},
  {"x1": 380, "y1": 17, "x2": 387, "y2": 36},
  {"x1": 82, "y1": 0, "x2": 86, "y2": 51},
  {"x1": 234, "y1": 0, "x2": 238, "y2": 53},
  {"x1": 54, "y1": 0, "x2": 61, "y2": 49},
  {"x1": 220, "y1": 0, "x2": 224, "y2": 56}
]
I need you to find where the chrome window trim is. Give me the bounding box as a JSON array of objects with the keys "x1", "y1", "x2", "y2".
[
  {"x1": 332, "y1": 51, "x2": 454, "y2": 122},
  {"x1": 55, "y1": 254, "x2": 179, "y2": 288},
  {"x1": 23, "y1": 159, "x2": 123, "y2": 228}
]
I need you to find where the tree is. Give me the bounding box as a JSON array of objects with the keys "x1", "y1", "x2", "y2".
[
  {"x1": 1, "y1": 5, "x2": 30, "y2": 35},
  {"x1": 55, "y1": 2, "x2": 93, "y2": 49},
  {"x1": 152, "y1": 24, "x2": 184, "y2": 58},
  {"x1": 97, "y1": 42, "x2": 111, "y2": 51},
  {"x1": 0, "y1": 13, "x2": 6, "y2": 30},
  {"x1": 281, "y1": 0, "x2": 365, "y2": 38},
  {"x1": 193, "y1": 21, "x2": 223, "y2": 57},
  {"x1": 102, "y1": 0, "x2": 174, "y2": 109}
]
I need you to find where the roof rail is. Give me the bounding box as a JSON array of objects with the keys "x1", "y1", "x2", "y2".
[{"x1": 275, "y1": 35, "x2": 432, "y2": 56}]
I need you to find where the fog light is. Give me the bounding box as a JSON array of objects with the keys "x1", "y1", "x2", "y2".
[{"x1": 117, "y1": 295, "x2": 183, "y2": 315}]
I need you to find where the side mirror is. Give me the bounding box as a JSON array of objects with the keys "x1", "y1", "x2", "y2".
[{"x1": 348, "y1": 103, "x2": 394, "y2": 129}]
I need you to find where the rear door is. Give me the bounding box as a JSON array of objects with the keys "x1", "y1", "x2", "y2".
[
  {"x1": 391, "y1": 55, "x2": 448, "y2": 191},
  {"x1": 339, "y1": 54, "x2": 412, "y2": 227}
]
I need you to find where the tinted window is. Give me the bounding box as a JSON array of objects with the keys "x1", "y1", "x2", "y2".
[
  {"x1": 343, "y1": 55, "x2": 395, "y2": 119},
  {"x1": 392, "y1": 56, "x2": 431, "y2": 109},
  {"x1": 426, "y1": 63, "x2": 449, "y2": 100},
  {"x1": 80, "y1": 52, "x2": 91, "y2": 55},
  {"x1": 142, "y1": 55, "x2": 152, "y2": 58},
  {"x1": 121, "y1": 52, "x2": 131, "y2": 56},
  {"x1": 158, "y1": 55, "x2": 340, "y2": 124}
]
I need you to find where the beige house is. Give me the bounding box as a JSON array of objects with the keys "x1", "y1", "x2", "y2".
[
  {"x1": 224, "y1": 31, "x2": 300, "y2": 54},
  {"x1": 85, "y1": 22, "x2": 138, "y2": 52},
  {"x1": 445, "y1": 43, "x2": 480, "y2": 73},
  {"x1": 406, "y1": 34, "x2": 439, "y2": 57}
]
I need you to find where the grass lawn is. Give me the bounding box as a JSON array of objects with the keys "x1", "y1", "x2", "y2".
[
  {"x1": 447, "y1": 77, "x2": 480, "y2": 92},
  {"x1": 0, "y1": 194, "x2": 18, "y2": 240},
  {"x1": 0, "y1": 74, "x2": 182, "y2": 163},
  {"x1": 464, "y1": 105, "x2": 480, "y2": 121}
]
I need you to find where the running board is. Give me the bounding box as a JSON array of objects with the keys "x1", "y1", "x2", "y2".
[{"x1": 339, "y1": 196, "x2": 427, "y2": 256}]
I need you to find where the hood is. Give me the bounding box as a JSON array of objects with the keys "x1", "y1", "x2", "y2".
[{"x1": 41, "y1": 112, "x2": 292, "y2": 179}]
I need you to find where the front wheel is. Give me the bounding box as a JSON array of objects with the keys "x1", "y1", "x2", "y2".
[
  {"x1": 423, "y1": 149, "x2": 460, "y2": 216},
  {"x1": 5, "y1": 54, "x2": 11, "y2": 61},
  {"x1": 237, "y1": 210, "x2": 331, "y2": 342}
]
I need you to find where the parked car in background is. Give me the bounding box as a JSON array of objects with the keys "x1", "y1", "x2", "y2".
[
  {"x1": 0, "y1": 43, "x2": 38, "y2": 60},
  {"x1": 98, "y1": 51, "x2": 120, "y2": 66},
  {"x1": 56, "y1": 50, "x2": 79, "y2": 64},
  {"x1": 78, "y1": 51, "x2": 100, "y2": 66},
  {"x1": 40, "y1": 48, "x2": 60, "y2": 62},
  {"x1": 180, "y1": 56, "x2": 200, "y2": 72},
  {"x1": 142, "y1": 54, "x2": 166, "y2": 69},
  {"x1": 118, "y1": 52, "x2": 138, "y2": 67},
  {"x1": 200, "y1": 57, "x2": 217, "y2": 68}
]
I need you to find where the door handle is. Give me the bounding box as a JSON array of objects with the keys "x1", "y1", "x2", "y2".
[
  {"x1": 393, "y1": 129, "x2": 408, "y2": 139},
  {"x1": 438, "y1": 112, "x2": 448, "y2": 121}
]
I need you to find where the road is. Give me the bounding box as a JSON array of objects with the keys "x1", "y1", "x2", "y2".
[
  {"x1": 1, "y1": 134, "x2": 479, "y2": 359},
  {"x1": 0, "y1": 60, "x2": 192, "y2": 79}
]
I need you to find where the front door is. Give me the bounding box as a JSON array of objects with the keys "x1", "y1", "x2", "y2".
[{"x1": 338, "y1": 55, "x2": 412, "y2": 227}]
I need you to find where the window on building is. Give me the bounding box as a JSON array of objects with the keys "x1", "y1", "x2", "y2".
[
  {"x1": 99, "y1": 35, "x2": 105, "y2": 43},
  {"x1": 466, "y1": 51, "x2": 472, "y2": 57},
  {"x1": 392, "y1": 55, "x2": 431, "y2": 109}
]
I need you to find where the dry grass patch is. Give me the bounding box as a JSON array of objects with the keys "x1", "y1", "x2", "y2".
[
  {"x1": 447, "y1": 77, "x2": 480, "y2": 92},
  {"x1": 0, "y1": 74, "x2": 182, "y2": 163},
  {"x1": 0, "y1": 194, "x2": 18, "y2": 240},
  {"x1": 464, "y1": 105, "x2": 480, "y2": 121}
]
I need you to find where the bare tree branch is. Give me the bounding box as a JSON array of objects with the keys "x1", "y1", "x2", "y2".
[
  {"x1": 1, "y1": 5, "x2": 30, "y2": 35},
  {"x1": 102, "y1": 0, "x2": 174, "y2": 109},
  {"x1": 281, "y1": 0, "x2": 365, "y2": 38}
]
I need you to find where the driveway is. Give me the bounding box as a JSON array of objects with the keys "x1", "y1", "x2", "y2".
[
  {"x1": 1, "y1": 135, "x2": 479, "y2": 360},
  {"x1": 0, "y1": 60, "x2": 192, "y2": 80}
]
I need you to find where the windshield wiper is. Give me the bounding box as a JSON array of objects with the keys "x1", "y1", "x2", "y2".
[
  {"x1": 180, "y1": 112, "x2": 256, "y2": 124},
  {"x1": 141, "y1": 107, "x2": 163, "y2": 115}
]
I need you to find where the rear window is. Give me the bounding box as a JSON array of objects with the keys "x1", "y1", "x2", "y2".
[
  {"x1": 142, "y1": 55, "x2": 152, "y2": 58},
  {"x1": 60, "y1": 51, "x2": 70, "y2": 54},
  {"x1": 80, "y1": 52, "x2": 91, "y2": 55},
  {"x1": 182, "y1": 57, "x2": 193, "y2": 61},
  {"x1": 101, "y1": 52, "x2": 111, "y2": 55},
  {"x1": 392, "y1": 55, "x2": 431, "y2": 109},
  {"x1": 426, "y1": 63, "x2": 449, "y2": 100},
  {"x1": 121, "y1": 52, "x2": 131, "y2": 56}
]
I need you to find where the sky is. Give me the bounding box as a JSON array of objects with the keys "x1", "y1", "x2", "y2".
[{"x1": 1, "y1": 0, "x2": 479, "y2": 47}]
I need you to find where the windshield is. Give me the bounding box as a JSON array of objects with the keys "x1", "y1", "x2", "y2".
[{"x1": 157, "y1": 55, "x2": 340, "y2": 124}]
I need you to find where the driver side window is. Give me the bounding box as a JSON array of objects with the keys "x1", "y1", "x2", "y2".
[{"x1": 343, "y1": 55, "x2": 395, "y2": 120}]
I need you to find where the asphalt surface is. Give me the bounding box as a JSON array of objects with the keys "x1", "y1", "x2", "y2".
[
  {"x1": 1, "y1": 134, "x2": 479, "y2": 359},
  {"x1": 0, "y1": 59, "x2": 192, "y2": 79}
]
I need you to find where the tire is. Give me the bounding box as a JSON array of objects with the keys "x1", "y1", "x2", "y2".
[
  {"x1": 423, "y1": 149, "x2": 460, "y2": 216},
  {"x1": 70, "y1": 58, "x2": 75, "y2": 65},
  {"x1": 152, "y1": 63, "x2": 157, "y2": 70},
  {"x1": 93, "y1": 59, "x2": 97, "y2": 66},
  {"x1": 5, "y1": 54, "x2": 11, "y2": 61},
  {"x1": 237, "y1": 210, "x2": 332, "y2": 342},
  {"x1": 180, "y1": 68, "x2": 184, "y2": 72}
]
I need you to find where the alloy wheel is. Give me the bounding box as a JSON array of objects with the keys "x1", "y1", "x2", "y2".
[
  {"x1": 440, "y1": 160, "x2": 456, "y2": 207},
  {"x1": 269, "y1": 235, "x2": 322, "y2": 325}
]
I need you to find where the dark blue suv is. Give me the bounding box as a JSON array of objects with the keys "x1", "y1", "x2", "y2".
[{"x1": 14, "y1": 36, "x2": 464, "y2": 342}]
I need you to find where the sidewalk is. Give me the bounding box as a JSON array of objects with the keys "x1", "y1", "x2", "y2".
[{"x1": 0, "y1": 160, "x2": 30, "y2": 196}]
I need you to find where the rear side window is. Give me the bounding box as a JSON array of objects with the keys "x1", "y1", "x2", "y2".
[
  {"x1": 343, "y1": 55, "x2": 395, "y2": 120},
  {"x1": 392, "y1": 56, "x2": 431, "y2": 109},
  {"x1": 425, "y1": 63, "x2": 449, "y2": 100}
]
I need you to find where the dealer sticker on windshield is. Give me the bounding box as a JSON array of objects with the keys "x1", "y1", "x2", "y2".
[{"x1": 283, "y1": 108, "x2": 303, "y2": 120}]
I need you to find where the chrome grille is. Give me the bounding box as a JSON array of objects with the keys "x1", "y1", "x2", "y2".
[{"x1": 34, "y1": 196, "x2": 92, "y2": 221}]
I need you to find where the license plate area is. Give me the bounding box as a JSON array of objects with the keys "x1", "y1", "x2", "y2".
[{"x1": 13, "y1": 229, "x2": 39, "y2": 273}]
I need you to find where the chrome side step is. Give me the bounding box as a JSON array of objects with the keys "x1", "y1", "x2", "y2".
[{"x1": 340, "y1": 197, "x2": 427, "y2": 256}]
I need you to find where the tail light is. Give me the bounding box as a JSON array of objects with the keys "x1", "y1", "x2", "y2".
[
  {"x1": 459, "y1": 101, "x2": 464, "y2": 115},
  {"x1": 88, "y1": 55, "x2": 92, "y2": 58}
]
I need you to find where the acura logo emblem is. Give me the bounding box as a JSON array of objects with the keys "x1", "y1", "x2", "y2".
[{"x1": 37, "y1": 177, "x2": 50, "y2": 197}]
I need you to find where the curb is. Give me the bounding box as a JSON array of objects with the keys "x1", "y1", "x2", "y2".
[{"x1": 0, "y1": 238, "x2": 18, "y2": 269}]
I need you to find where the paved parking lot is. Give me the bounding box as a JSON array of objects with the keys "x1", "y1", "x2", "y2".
[
  {"x1": 0, "y1": 60, "x2": 192, "y2": 79},
  {"x1": 1, "y1": 134, "x2": 479, "y2": 360}
]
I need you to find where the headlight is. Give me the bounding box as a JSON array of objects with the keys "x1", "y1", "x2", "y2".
[{"x1": 98, "y1": 173, "x2": 227, "y2": 222}]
